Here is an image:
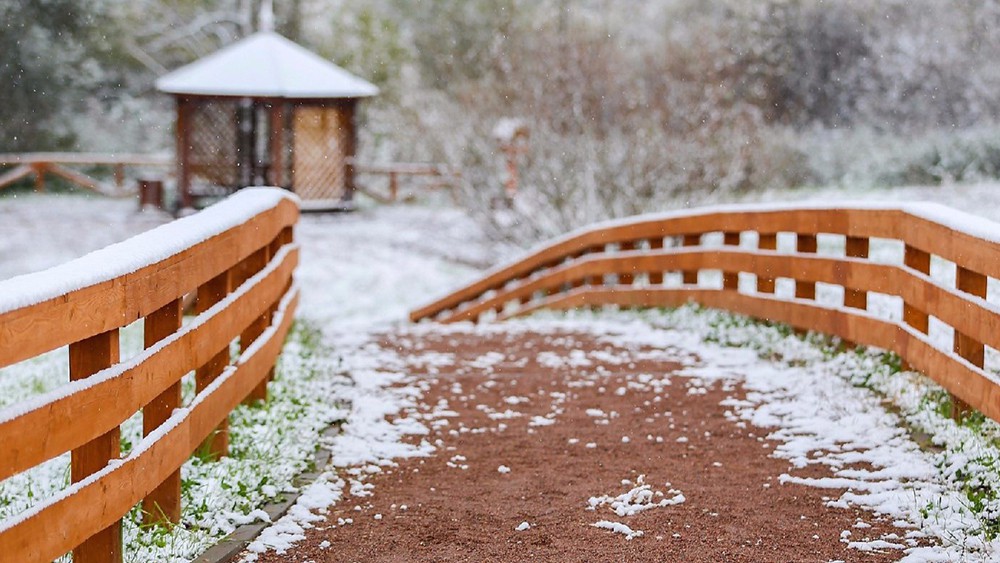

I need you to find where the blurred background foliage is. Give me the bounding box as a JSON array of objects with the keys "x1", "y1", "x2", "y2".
[{"x1": 5, "y1": 0, "x2": 1000, "y2": 240}]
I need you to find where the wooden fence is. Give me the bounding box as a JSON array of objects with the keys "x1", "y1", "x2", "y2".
[
  {"x1": 411, "y1": 203, "x2": 1000, "y2": 423},
  {"x1": 0, "y1": 188, "x2": 299, "y2": 562},
  {"x1": 0, "y1": 152, "x2": 172, "y2": 196}
]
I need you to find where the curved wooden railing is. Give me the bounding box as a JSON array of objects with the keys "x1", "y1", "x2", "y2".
[
  {"x1": 0, "y1": 188, "x2": 299, "y2": 562},
  {"x1": 411, "y1": 203, "x2": 1000, "y2": 423}
]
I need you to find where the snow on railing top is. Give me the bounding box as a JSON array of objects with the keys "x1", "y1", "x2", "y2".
[
  {"x1": 416, "y1": 200, "x2": 1000, "y2": 312},
  {"x1": 0, "y1": 188, "x2": 298, "y2": 315}
]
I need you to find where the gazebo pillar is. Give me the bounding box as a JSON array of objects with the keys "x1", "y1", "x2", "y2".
[
  {"x1": 268, "y1": 103, "x2": 286, "y2": 188},
  {"x1": 343, "y1": 100, "x2": 358, "y2": 203},
  {"x1": 175, "y1": 96, "x2": 194, "y2": 209}
]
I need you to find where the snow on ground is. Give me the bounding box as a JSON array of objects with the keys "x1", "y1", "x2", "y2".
[{"x1": 4, "y1": 182, "x2": 1000, "y2": 561}]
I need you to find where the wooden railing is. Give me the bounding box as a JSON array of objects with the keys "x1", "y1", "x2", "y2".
[
  {"x1": 0, "y1": 188, "x2": 299, "y2": 562},
  {"x1": 411, "y1": 203, "x2": 1000, "y2": 423},
  {"x1": 0, "y1": 152, "x2": 172, "y2": 196},
  {"x1": 349, "y1": 159, "x2": 460, "y2": 203}
]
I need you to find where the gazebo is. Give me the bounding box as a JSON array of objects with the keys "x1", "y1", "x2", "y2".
[{"x1": 156, "y1": 31, "x2": 378, "y2": 210}]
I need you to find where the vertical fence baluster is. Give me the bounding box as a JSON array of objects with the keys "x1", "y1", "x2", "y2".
[
  {"x1": 795, "y1": 234, "x2": 817, "y2": 299},
  {"x1": 142, "y1": 298, "x2": 183, "y2": 525},
  {"x1": 196, "y1": 270, "x2": 233, "y2": 458},
  {"x1": 953, "y1": 266, "x2": 987, "y2": 419},
  {"x1": 757, "y1": 233, "x2": 777, "y2": 294},
  {"x1": 648, "y1": 237, "x2": 664, "y2": 285},
  {"x1": 903, "y1": 245, "x2": 930, "y2": 334},
  {"x1": 902, "y1": 244, "x2": 931, "y2": 374},
  {"x1": 619, "y1": 240, "x2": 636, "y2": 285},
  {"x1": 69, "y1": 329, "x2": 122, "y2": 563},
  {"x1": 242, "y1": 247, "x2": 272, "y2": 404},
  {"x1": 681, "y1": 234, "x2": 700, "y2": 285},
  {"x1": 844, "y1": 236, "x2": 869, "y2": 310},
  {"x1": 723, "y1": 232, "x2": 740, "y2": 291}
]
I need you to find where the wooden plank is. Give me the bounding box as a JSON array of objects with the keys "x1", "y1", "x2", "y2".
[
  {"x1": 953, "y1": 266, "x2": 987, "y2": 418},
  {"x1": 844, "y1": 236, "x2": 869, "y2": 309},
  {"x1": 757, "y1": 233, "x2": 777, "y2": 294},
  {"x1": 0, "y1": 247, "x2": 298, "y2": 481},
  {"x1": 0, "y1": 164, "x2": 35, "y2": 191},
  {"x1": 618, "y1": 241, "x2": 636, "y2": 285},
  {"x1": 45, "y1": 163, "x2": 111, "y2": 195},
  {"x1": 0, "y1": 152, "x2": 171, "y2": 166},
  {"x1": 142, "y1": 298, "x2": 183, "y2": 525},
  {"x1": 0, "y1": 290, "x2": 298, "y2": 563},
  {"x1": 681, "y1": 234, "x2": 700, "y2": 285},
  {"x1": 240, "y1": 248, "x2": 271, "y2": 404},
  {"x1": 410, "y1": 205, "x2": 1000, "y2": 322},
  {"x1": 795, "y1": 234, "x2": 817, "y2": 300},
  {"x1": 648, "y1": 238, "x2": 664, "y2": 285},
  {"x1": 0, "y1": 198, "x2": 299, "y2": 369},
  {"x1": 69, "y1": 329, "x2": 122, "y2": 563},
  {"x1": 195, "y1": 267, "x2": 234, "y2": 460},
  {"x1": 722, "y1": 232, "x2": 740, "y2": 291},
  {"x1": 903, "y1": 245, "x2": 931, "y2": 334},
  {"x1": 456, "y1": 248, "x2": 1000, "y2": 355}
]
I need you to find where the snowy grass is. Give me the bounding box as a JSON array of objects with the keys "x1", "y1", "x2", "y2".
[
  {"x1": 0, "y1": 321, "x2": 352, "y2": 562},
  {"x1": 634, "y1": 304, "x2": 1000, "y2": 560}
]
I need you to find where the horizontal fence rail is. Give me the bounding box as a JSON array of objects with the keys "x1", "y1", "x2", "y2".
[
  {"x1": 410, "y1": 202, "x2": 1000, "y2": 424},
  {"x1": 0, "y1": 188, "x2": 300, "y2": 562}
]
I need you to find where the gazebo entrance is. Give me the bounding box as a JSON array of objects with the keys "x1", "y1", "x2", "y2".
[{"x1": 157, "y1": 32, "x2": 378, "y2": 210}]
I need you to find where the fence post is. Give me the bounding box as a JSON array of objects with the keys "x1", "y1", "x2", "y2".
[
  {"x1": 953, "y1": 266, "x2": 987, "y2": 419},
  {"x1": 844, "y1": 236, "x2": 869, "y2": 309},
  {"x1": 241, "y1": 247, "x2": 272, "y2": 404},
  {"x1": 619, "y1": 241, "x2": 636, "y2": 285},
  {"x1": 648, "y1": 237, "x2": 664, "y2": 285},
  {"x1": 723, "y1": 232, "x2": 740, "y2": 290},
  {"x1": 69, "y1": 329, "x2": 122, "y2": 563},
  {"x1": 795, "y1": 234, "x2": 817, "y2": 299},
  {"x1": 681, "y1": 234, "x2": 700, "y2": 285},
  {"x1": 757, "y1": 232, "x2": 777, "y2": 294},
  {"x1": 196, "y1": 270, "x2": 233, "y2": 459},
  {"x1": 142, "y1": 298, "x2": 183, "y2": 525}
]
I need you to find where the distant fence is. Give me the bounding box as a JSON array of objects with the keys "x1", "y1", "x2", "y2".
[
  {"x1": 0, "y1": 152, "x2": 172, "y2": 197},
  {"x1": 0, "y1": 188, "x2": 299, "y2": 562},
  {"x1": 411, "y1": 203, "x2": 1000, "y2": 423}
]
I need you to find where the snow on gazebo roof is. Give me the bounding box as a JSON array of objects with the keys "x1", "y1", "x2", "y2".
[{"x1": 155, "y1": 31, "x2": 379, "y2": 99}]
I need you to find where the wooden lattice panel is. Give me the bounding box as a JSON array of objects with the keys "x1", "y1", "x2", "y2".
[
  {"x1": 292, "y1": 106, "x2": 348, "y2": 200},
  {"x1": 189, "y1": 100, "x2": 238, "y2": 190}
]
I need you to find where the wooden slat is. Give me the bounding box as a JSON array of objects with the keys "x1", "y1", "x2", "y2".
[
  {"x1": 240, "y1": 248, "x2": 272, "y2": 404},
  {"x1": 0, "y1": 198, "x2": 298, "y2": 368},
  {"x1": 903, "y1": 245, "x2": 931, "y2": 334},
  {"x1": 681, "y1": 234, "x2": 700, "y2": 285},
  {"x1": 142, "y1": 298, "x2": 183, "y2": 525},
  {"x1": 757, "y1": 233, "x2": 777, "y2": 294},
  {"x1": 0, "y1": 290, "x2": 298, "y2": 563},
  {"x1": 795, "y1": 234, "x2": 817, "y2": 299},
  {"x1": 195, "y1": 268, "x2": 234, "y2": 459},
  {"x1": 0, "y1": 247, "x2": 298, "y2": 481},
  {"x1": 412, "y1": 205, "x2": 1000, "y2": 322},
  {"x1": 844, "y1": 236, "x2": 869, "y2": 309},
  {"x1": 722, "y1": 232, "x2": 740, "y2": 290},
  {"x1": 464, "y1": 248, "x2": 1000, "y2": 358},
  {"x1": 69, "y1": 329, "x2": 122, "y2": 563}
]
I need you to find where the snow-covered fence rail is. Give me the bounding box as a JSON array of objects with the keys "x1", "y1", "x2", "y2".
[
  {"x1": 0, "y1": 188, "x2": 299, "y2": 563},
  {"x1": 411, "y1": 203, "x2": 1000, "y2": 422}
]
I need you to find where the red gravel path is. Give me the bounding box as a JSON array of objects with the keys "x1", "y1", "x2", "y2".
[{"x1": 253, "y1": 328, "x2": 916, "y2": 562}]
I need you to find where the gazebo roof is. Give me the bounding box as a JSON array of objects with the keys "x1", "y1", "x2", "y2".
[{"x1": 155, "y1": 31, "x2": 379, "y2": 99}]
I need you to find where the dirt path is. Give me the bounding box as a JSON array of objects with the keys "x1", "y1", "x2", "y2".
[{"x1": 255, "y1": 328, "x2": 918, "y2": 562}]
